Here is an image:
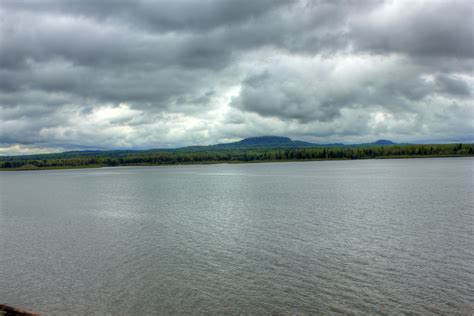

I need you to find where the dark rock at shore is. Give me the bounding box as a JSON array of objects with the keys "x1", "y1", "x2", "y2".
[{"x1": 0, "y1": 305, "x2": 38, "y2": 316}]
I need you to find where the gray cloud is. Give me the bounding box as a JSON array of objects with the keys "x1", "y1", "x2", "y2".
[
  {"x1": 231, "y1": 54, "x2": 470, "y2": 123},
  {"x1": 350, "y1": 0, "x2": 474, "y2": 58},
  {"x1": 435, "y1": 74, "x2": 471, "y2": 97},
  {"x1": 0, "y1": 0, "x2": 473, "y2": 154},
  {"x1": 0, "y1": 0, "x2": 291, "y2": 32}
]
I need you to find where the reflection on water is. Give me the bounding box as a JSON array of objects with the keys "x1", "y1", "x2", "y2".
[{"x1": 1, "y1": 158, "x2": 473, "y2": 314}]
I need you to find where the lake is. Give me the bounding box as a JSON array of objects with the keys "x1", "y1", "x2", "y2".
[{"x1": 1, "y1": 158, "x2": 473, "y2": 314}]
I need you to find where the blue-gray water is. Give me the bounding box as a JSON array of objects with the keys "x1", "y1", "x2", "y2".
[{"x1": 1, "y1": 158, "x2": 473, "y2": 315}]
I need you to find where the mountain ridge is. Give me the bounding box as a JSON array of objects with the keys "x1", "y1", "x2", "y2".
[
  {"x1": 191, "y1": 136, "x2": 395, "y2": 150},
  {"x1": 1, "y1": 136, "x2": 400, "y2": 159}
]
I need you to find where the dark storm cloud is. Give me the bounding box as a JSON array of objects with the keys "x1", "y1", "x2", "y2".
[{"x1": 0, "y1": 0, "x2": 473, "y2": 154}]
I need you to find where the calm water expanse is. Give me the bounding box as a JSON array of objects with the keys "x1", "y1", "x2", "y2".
[{"x1": 1, "y1": 158, "x2": 473, "y2": 315}]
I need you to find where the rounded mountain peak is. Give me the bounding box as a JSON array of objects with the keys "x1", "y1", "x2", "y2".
[{"x1": 238, "y1": 136, "x2": 292, "y2": 145}]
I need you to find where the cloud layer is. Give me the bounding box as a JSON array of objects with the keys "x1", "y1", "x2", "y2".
[{"x1": 1, "y1": 0, "x2": 473, "y2": 154}]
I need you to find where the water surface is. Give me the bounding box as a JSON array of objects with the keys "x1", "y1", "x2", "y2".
[{"x1": 1, "y1": 158, "x2": 473, "y2": 314}]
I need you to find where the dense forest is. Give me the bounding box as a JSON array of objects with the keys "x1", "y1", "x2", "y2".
[{"x1": 0, "y1": 143, "x2": 472, "y2": 170}]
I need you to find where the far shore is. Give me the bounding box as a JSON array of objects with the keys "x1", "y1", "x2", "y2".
[{"x1": 1, "y1": 154, "x2": 472, "y2": 171}]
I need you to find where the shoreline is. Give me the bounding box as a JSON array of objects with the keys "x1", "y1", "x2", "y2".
[{"x1": 1, "y1": 155, "x2": 472, "y2": 171}]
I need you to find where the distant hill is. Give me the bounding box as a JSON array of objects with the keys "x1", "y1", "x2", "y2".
[
  {"x1": 0, "y1": 136, "x2": 400, "y2": 160},
  {"x1": 235, "y1": 136, "x2": 295, "y2": 145},
  {"x1": 345, "y1": 139, "x2": 398, "y2": 147},
  {"x1": 184, "y1": 136, "x2": 394, "y2": 150},
  {"x1": 373, "y1": 139, "x2": 396, "y2": 145},
  {"x1": 210, "y1": 136, "x2": 328, "y2": 149}
]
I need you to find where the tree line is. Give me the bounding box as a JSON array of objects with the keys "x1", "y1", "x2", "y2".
[{"x1": 1, "y1": 143, "x2": 472, "y2": 169}]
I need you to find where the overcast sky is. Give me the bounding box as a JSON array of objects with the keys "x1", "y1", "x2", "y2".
[{"x1": 0, "y1": 0, "x2": 473, "y2": 154}]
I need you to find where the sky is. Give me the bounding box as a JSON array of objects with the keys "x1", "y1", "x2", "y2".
[{"x1": 0, "y1": 0, "x2": 473, "y2": 155}]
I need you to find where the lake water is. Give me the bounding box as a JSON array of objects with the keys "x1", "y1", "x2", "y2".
[{"x1": 1, "y1": 158, "x2": 473, "y2": 315}]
